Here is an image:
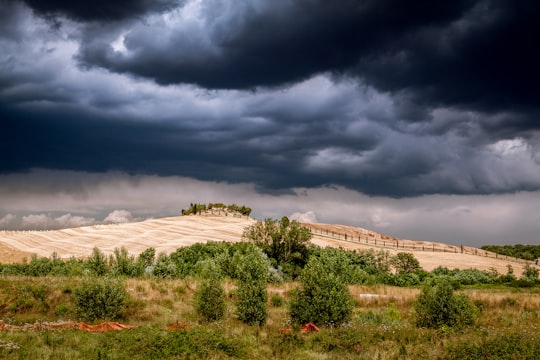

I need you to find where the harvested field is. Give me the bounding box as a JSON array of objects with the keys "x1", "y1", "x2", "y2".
[{"x1": 0, "y1": 215, "x2": 537, "y2": 274}]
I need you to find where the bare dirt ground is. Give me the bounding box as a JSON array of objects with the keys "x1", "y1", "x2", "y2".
[{"x1": 0, "y1": 215, "x2": 537, "y2": 274}]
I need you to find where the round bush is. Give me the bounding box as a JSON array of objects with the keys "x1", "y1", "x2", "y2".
[
  {"x1": 194, "y1": 278, "x2": 226, "y2": 322},
  {"x1": 289, "y1": 257, "x2": 353, "y2": 326},
  {"x1": 74, "y1": 278, "x2": 127, "y2": 321},
  {"x1": 414, "y1": 277, "x2": 478, "y2": 329}
]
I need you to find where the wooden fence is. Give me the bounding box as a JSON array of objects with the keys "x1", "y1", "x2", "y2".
[{"x1": 307, "y1": 227, "x2": 536, "y2": 267}]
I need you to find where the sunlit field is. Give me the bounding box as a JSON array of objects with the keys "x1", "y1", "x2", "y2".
[{"x1": 1, "y1": 275, "x2": 539, "y2": 359}]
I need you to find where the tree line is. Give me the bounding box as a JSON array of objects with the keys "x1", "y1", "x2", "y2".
[
  {"x1": 181, "y1": 203, "x2": 252, "y2": 216},
  {"x1": 1, "y1": 217, "x2": 538, "y2": 287},
  {"x1": 480, "y1": 244, "x2": 540, "y2": 261}
]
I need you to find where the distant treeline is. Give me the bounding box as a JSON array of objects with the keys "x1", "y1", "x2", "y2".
[
  {"x1": 181, "y1": 203, "x2": 252, "y2": 216},
  {"x1": 480, "y1": 245, "x2": 540, "y2": 261}
]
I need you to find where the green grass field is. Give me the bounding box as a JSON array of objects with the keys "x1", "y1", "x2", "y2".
[{"x1": 1, "y1": 276, "x2": 539, "y2": 359}]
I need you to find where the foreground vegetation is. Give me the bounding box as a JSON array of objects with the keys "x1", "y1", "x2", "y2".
[
  {"x1": 1, "y1": 276, "x2": 539, "y2": 359},
  {"x1": 1, "y1": 216, "x2": 539, "y2": 358}
]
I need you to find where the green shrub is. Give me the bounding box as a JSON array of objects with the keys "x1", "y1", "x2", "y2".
[
  {"x1": 54, "y1": 304, "x2": 70, "y2": 316},
  {"x1": 137, "y1": 248, "x2": 156, "y2": 268},
  {"x1": 521, "y1": 264, "x2": 539, "y2": 280},
  {"x1": 7, "y1": 284, "x2": 49, "y2": 314},
  {"x1": 235, "y1": 246, "x2": 269, "y2": 326},
  {"x1": 271, "y1": 295, "x2": 284, "y2": 307},
  {"x1": 194, "y1": 280, "x2": 226, "y2": 322},
  {"x1": 87, "y1": 247, "x2": 108, "y2": 276},
  {"x1": 431, "y1": 266, "x2": 453, "y2": 276},
  {"x1": 443, "y1": 332, "x2": 540, "y2": 359},
  {"x1": 74, "y1": 278, "x2": 127, "y2": 321},
  {"x1": 391, "y1": 252, "x2": 421, "y2": 274},
  {"x1": 451, "y1": 269, "x2": 496, "y2": 285},
  {"x1": 109, "y1": 247, "x2": 138, "y2": 277},
  {"x1": 311, "y1": 247, "x2": 369, "y2": 285},
  {"x1": 242, "y1": 216, "x2": 311, "y2": 278},
  {"x1": 414, "y1": 277, "x2": 478, "y2": 329},
  {"x1": 289, "y1": 257, "x2": 353, "y2": 326},
  {"x1": 194, "y1": 261, "x2": 226, "y2": 322},
  {"x1": 152, "y1": 252, "x2": 178, "y2": 278}
]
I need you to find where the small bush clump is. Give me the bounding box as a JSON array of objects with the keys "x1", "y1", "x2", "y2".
[
  {"x1": 194, "y1": 261, "x2": 226, "y2": 322},
  {"x1": 74, "y1": 278, "x2": 127, "y2": 321},
  {"x1": 289, "y1": 257, "x2": 353, "y2": 326},
  {"x1": 235, "y1": 246, "x2": 269, "y2": 326},
  {"x1": 271, "y1": 295, "x2": 283, "y2": 307},
  {"x1": 414, "y1": 277, "x2": 478, "y2": 329}
]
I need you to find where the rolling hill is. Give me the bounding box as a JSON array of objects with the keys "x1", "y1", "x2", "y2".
[{"x1": 0, "y1": 214, "x2": 536, "y2": 274}]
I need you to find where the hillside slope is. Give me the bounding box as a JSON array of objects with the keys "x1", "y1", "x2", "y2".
[
  {"x1": 0, "y1": 215, "x2": 536, "y2": 274},
  {"x1": 0, "y1": 215, "x2": 254, "y2": 262}
]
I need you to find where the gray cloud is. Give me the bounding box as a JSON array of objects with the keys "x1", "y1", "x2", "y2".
[
  {"x1": 23, "y1": 0, "x2": 180, "y2": 21},
  {"x1": 1, "y1": 1, "x2": 540, "y2": 246},
  {"x1": 66, "y1": 0, "x2": 540, "y2": 120},
  {"x1": 21, "y1": 213, "x2": 96, "y2": 230},
  {"x1": 1, "y1": 170, "x2": 539, "y2": 246},
  {"x1": 2, "y1": 71, "x2": 540, "y2": 196},
  {"x1": 104, "y1": 210, "x2": 134, "y2": 224}
]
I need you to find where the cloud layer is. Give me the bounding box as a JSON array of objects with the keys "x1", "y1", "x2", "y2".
[
  {"x1": 1, "y1": 170, "x2": 539, "y2": 246},
  {"x1": 1, "y1": 1, "x2": 540, "y2": 245}
]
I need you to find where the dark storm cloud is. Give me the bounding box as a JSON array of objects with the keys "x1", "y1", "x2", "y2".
[
  {"x1": 3, "y1": 91, "x2": 540, "y2": 198},
  {"x1": 355, "y1": 0, "x2": 540, "y2": 115},
  {"x1": 22, "y1": 0, "x2": 179, "y2": 21},
  {"x1": 76, "y1": 0, "x2": 474, "y2": 87},
  {"x1": 74, "y1": 0, "x2": 540, "y2": 118},
  {"x1": 2, "y1": 0, "x2": 540, "y2": 199},
  {"x1": 0, "y1": 89, "x2": 380, "y2": 193}
]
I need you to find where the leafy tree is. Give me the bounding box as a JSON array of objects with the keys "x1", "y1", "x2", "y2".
[
  {"x1": 242, "y1": 216, "x2": 311, "y2": 277},
  {"x1": 182, "y1": 202, "x2": 251, "y2": 216},
  {"x1": 289, "y1": 257, "x2": 354, "y2": 326},
  {"x1": 181, "y1": 203, "x2": 207, "y2": 215},
  {"x1": 391, "y1": 252, "x2": 421, "y2": 274}
]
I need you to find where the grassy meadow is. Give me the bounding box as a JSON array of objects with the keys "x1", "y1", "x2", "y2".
[{"x1": 1, "y1": 275, "x2": 539, "y2": 359}]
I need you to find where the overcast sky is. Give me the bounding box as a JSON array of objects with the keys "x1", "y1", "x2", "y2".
[{"x1": 1, "y1": 0, "x2": 539, "y2": 246}]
